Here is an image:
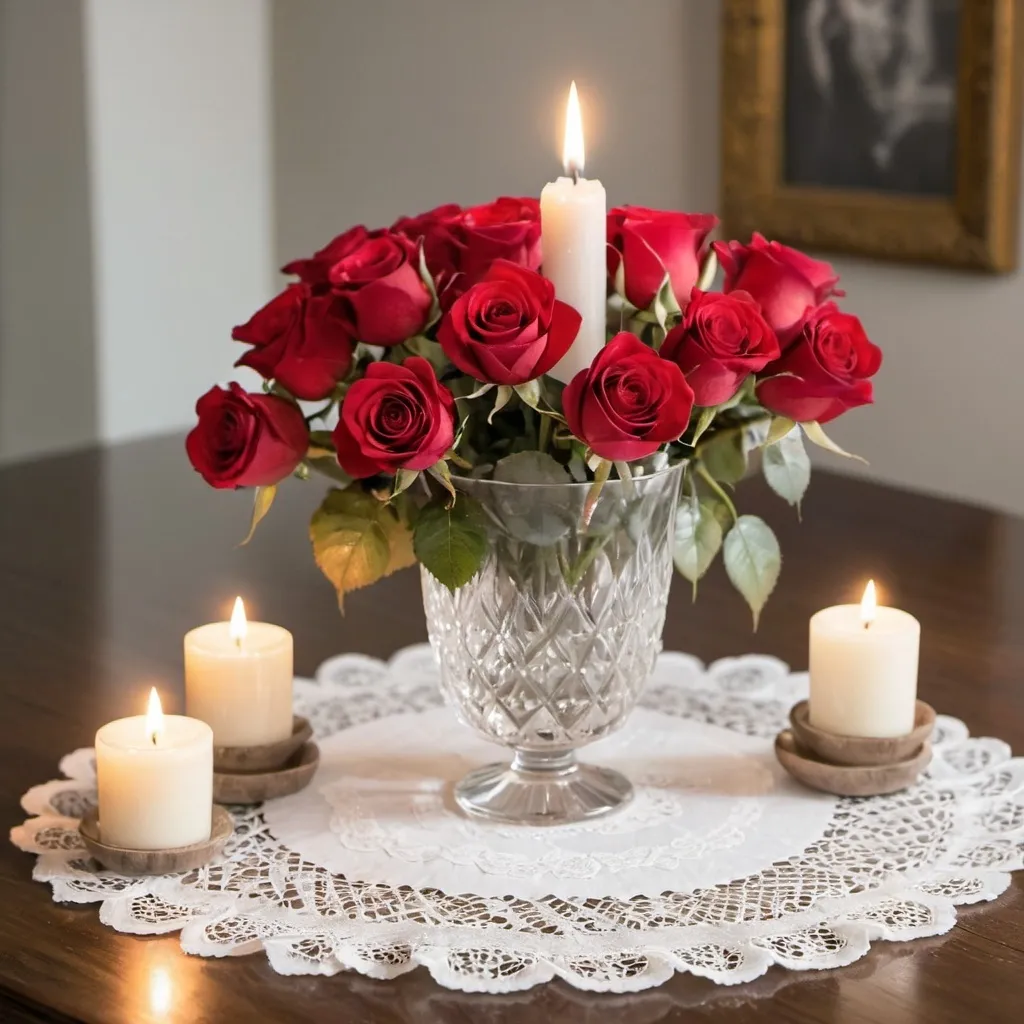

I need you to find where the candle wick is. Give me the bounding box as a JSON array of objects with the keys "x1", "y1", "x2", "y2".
[
  {"x1": 150, "y1": 731, "x2": 158, "y2": 746},
  {"x1": 571, "y1": 167, "x2": 579, "y2": 185},
  {"x1": 235, "y1": 636, "x2": 243, "y2": 651},
  {"x1": 863, "y1": 620, "x2": 871, "y2": 631}
]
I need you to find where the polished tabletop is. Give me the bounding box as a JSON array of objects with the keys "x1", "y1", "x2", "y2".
[{"x1": 1, "y1": 435, "x2": 1022, "y2": 1023}]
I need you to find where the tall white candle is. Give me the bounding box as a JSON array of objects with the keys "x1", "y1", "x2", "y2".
[
  {"x1": 185, "y1": 597, "x2": 293, "y2": 747},
  {"x1": 96, "y1": 689, "x2": 213, "y2": 849},
  {"x1": 809, "y1": 581, "x2": 921, "y2": 738},
  {"x1": 542, "y1": 81, "x2": 607, "y2": 383}
]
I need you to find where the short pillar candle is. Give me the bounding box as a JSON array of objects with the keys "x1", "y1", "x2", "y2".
[
  {"x1": 809, "y1": 581, "x2": 921, "y2": 738},
  {"x1": 96, "y1": 689, "x2": 213, "y2": 850},
  {"x1": 185, "y1": 598, "x2": 293, "y2": 747}
]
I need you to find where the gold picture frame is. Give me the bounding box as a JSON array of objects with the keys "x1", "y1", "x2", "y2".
[{"x1": 721, "y1": 0, "x2": 1024, "y2": 271}]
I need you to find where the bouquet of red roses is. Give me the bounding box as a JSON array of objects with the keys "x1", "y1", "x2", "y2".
[{"x1": 187, "y1": 198, "x2": 880, "y2": 624}]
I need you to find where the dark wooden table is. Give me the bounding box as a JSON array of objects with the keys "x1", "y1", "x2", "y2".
[{"x1": 1, "y1": 435, "x2": 1023, "y2": 1023}]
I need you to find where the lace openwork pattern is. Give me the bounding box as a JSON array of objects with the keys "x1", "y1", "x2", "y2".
[{"x1": 11, "y1": 645, "x2": 1024, "y2": 993}]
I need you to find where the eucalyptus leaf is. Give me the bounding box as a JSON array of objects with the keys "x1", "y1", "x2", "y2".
[
  {"x1": 762, "y1": 427, "x2": 811, "y2": 510},
  {"x1": 240, "y1": 485, "x2": 277, "y2": 546},
  {"x1": 309, "y1": 487, "x2": 416, "y2": 610},
  {"x1": 801, "y1": 421, "x2": 868, "y2": 464},
  {"x1": 723, "y1": 515, "x2": 781, "y2": 630},
  {"x1": 674, "y1": 499, "x2": 724, "y2": 598},
  {"x1": 413, "y1": 495, "x2": 489, "y2": 591},
  {"x1": 493, "y1": 450, "x2": 570, "y2": 485}
]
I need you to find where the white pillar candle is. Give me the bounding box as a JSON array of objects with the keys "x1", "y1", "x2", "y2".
[
  {"x1": 185, "y1": 597, "x2": 293, "y2": 747},
  {"x1": 96, "y1": 689, "x2": 212, "y2": 850},
  {"x1": 809, "y1": 581, "x2": 921, "y2": 738},
  {"x1": 542, "y1": 81, "x2": 607, "y2": 383}
]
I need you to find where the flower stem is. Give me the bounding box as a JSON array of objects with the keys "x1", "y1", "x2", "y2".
[{"x1": 696, "y1": 463, "x2": 738, "y2": 523}]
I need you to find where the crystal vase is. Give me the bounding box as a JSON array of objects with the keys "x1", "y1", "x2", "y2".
[{"x1": 421, "y1": 460, "x2": 684, "y2": 825}]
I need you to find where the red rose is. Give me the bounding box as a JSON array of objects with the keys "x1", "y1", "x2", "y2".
[
  {"x1": 328, "y1": 233, "x2": 433, "y2": 347},
  {"x1": 392, "y1": 204, "x2": 463, "y2": 290},
  {"x1": 661, "y1": 289, "x2": 780, "y2": 407},
  {"x1": 281, "y1": 225, "x2": 378, "y2": 285},
  {"x1": 563, "y1": 332, "x2": 694, "y2": 461},
  {"x1": 713, "y1": 233, "x2": 842, "y2": 344},
  {"x1": 757, "y1": 303, "x2": 881, "y2": 423},
  {"x1": 332, "y1": 356, "x2": 455, "y2": 477},
  {"x1": 437, "y1": 260, "x2": 581, "y2": 385},
  {"x1": 457, "y1": 196, "x2": 542, "y2": 286},
  {"x1": 186, "y1": 383, "x2": 308, "y2": 489},
  {"x1": 232, "y1": 284, "x2": 354, "y2": 400},
  {"x1": 607, "y1": 206, "x2": 718, "y2": 311}
]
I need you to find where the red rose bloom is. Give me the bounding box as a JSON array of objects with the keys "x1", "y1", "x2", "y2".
[
  {"x1": 661, "y1": 289, "x2": 780, "y2": 407},
  {"x1": 757, "y1": 303, "x2": 882, "y2": 424},
  {"x1": 328, "y1": 233, "x2": 432, "y2": 347},
  {"x1": 457, "y1": 196, "x2": 542, "y2": 286},
  {"x1": 186, "y1": 384, "x2": 308, "y2": 489},
  {"x1": 437, "y1": 260, "x2": 581, "y2": 385},
  {"x1": 281, "y1": 225, "x2": 378, "y2": 285},
  {"x1": 713, "y1": 233, "x2": 841, "y2": 344},
  {"x1": 332, "y1": 356, "x2": 455, "y2": 477},
  {"x1": 232, "y1": 283, "x2": 354, "y2": 400},
  {"x1": 563, "y1": 332, "x2": 694, "y2": 461},
  {"x1": 392, "y1": 203, "x2": 463, "y2": 290},
  {"x1": 607, "y1": 206, "x2": 718, "y2": 311}
]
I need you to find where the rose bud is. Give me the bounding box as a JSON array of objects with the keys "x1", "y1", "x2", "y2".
[
  {"x1": 437, "y1": 260, "x2": 581, "y2": 386},
  {"x1": 186, "y1": 384, "x2": 308, "y2": 489},
  {"x1": 713, "y1": 233, "x2": 842, "y2": 344},
  {"x1": 329, "y1": 233, "x2": 433, "y2": 347},
  {"x1": 232, "y1": 283, "x2": 354, "y2": 401},
  {"x1": 757, "y1": 303, "x2": 882, "y2": 424},
  {"x1": 332, "y1": 356, "x2": 456, "y2": 478},
  {"x1": 607, "y1": 206, "x2": 718, "y2": 311},
  {"x1": 661, "y1": 289, "x2": 780, "y2": 407},
  {"x1": 563, "y1": 332, "x2": 694, "y2": 462}
]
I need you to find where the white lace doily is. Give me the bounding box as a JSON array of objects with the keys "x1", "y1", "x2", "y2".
[{"x1": 11, "y1": 645, "x2": 1024, "y2": 993}]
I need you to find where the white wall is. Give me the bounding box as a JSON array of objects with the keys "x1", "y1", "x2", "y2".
[
  {"x1": 0, "y1": 0, "x2": 98, "y2": 460},
  {"x1": 84, "y1": 0, "x2": 274, "y2": 444}
]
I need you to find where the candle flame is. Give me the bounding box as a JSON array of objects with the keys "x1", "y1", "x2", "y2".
[
  {"x1": 148, "y1": 966, "x2": 173, "y2": 1017},
  {"x1": 562, "y1": 80, "x2": 585, "y2": 177},
  {"x1": 860, "y1": 579, "x2": 877, "y2": 628},
  {"x1": 145, "y1": 687, "x2": 164, "y2": 746},
  {"x1": 229, "y1": 596, "x2": 248, "y2": 646}
]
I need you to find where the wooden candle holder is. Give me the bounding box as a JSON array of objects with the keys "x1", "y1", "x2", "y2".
[
  {"x1": 213, "y1": 715, "x2": 312, "y2": 773},
  {"x1": 775, "y1": 699, "x2": 936, "y2": 796},
  {"x1": 78, "y1": 805, "x2": 233, "y2": 875},
  {"x1": 213, "y1": 741, "x2": 319, "y2": 805}
]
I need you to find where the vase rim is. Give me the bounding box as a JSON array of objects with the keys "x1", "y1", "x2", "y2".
[{"x1": 450, "y1": 458, "x2": 686, "y2": 491}]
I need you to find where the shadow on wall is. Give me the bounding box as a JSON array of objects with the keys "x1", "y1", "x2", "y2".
[{"x1": 0, "y1": 0, "x2": 99, "y2": 463}]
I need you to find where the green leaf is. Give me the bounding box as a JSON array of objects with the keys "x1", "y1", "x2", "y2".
[
  {"x1": 306, "y1": 455, "x2": 353, "y2": 486},
  {"x1": 723, "y1": 515, "x2": 781, "y2": 630},
  {"x1": 674, "y1": 499, "x2": 724, "y2": 597},
  {"x1": 493, "y1": 450, "x2": 570, "y2": 485},
  {"x1": 392, "y1": 468, "x2": 420, "y2": 497},
  {"x1": 801, "y1": 421, "x2": 868, "y2": 464},
  {"x1": 404, "y1": 334, "x2": 449, "y2": 373},
  {"x1": 762, "y1": 426, "x2": 811, "y2": 510},
  {"x1": 765, "y1": 416, "x2": 796, "y2": 447},
  {"x1": 427, "y1": 460, "x2": 458, "y2": 506},
  {"x1": 309, "y1": 487, "x2": 416, "y2": 609},
  {"x1": 690, "y1": 406, "x2": 716, "y2": 445},
  {"x1": 699, "y1": 430, "x2": 747, "y2": 484},
  {"x1": 240, "y1": 485, "x2": 277, "y2": 546},
  {"x1": 413, "y1": 495, "x2": 489, "y2": 591}
]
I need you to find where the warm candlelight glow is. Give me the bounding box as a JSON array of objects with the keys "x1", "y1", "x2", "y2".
[
  {"x1": 229, "y1": 596, "x2": 248, "y2": 647},
  {"x1": 145, "y1": 687, "x2": 164, "y2": 746},
  {"x1": 562, "y1": 80, "x2": 585, "y2": 177},
  {"x1": 860, "y1": 579, "x2": 877, "y2": 628},
  {"x1": 148, "y1": 966, "x2": 173, "y2": 1017}
]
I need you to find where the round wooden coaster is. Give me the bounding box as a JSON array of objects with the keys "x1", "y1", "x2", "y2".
[
  {"x1": 213, "y1": 715, "x2": 313, "y2": 773},
  {"x1": 213, "y1": 741, "x2": 319, "y2": 805},
  {"x1": 78, "y1": 805, "x2": 233, "y2": 875},
  {"x1": 790, "y1": 700, "x2": 936, "y2": 767},
  {"x1": 775, "y1": 730, "x2": 932, "y2": 796}
]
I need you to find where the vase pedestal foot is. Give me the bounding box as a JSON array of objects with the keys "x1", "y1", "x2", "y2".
[{"x1": 453, "y1": 750, "x2": 633, "y2": 826}]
